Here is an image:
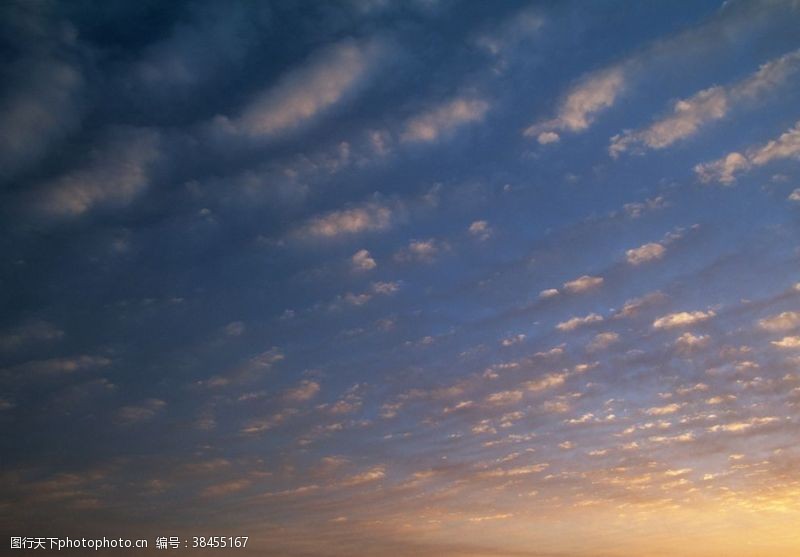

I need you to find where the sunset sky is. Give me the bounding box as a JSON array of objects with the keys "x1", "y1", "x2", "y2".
[{"x1": 2, "y1": 1, "x2": 800, "y2": 555}]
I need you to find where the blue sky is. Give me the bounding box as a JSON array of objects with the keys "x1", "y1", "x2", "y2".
[{"x1": 1, "y1": 1, "x2": 800, "y2": 555}]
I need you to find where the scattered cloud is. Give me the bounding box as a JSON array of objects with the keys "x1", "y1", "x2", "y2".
[
  {"x1": 218, "y1": 38, "x2": 385, "y2": 137},
  {"x1": 401, "y1": 96, "x2": 489, "y2": 143},
  {"x1": 610, "y1": 49, "x2": 800, "y2": 157},
  {"x1": 35, "y1": 128, "x2": 160, "y2": 218},
  {"x1": 116, "y1": 398, "x2": 166, "y2": 425},
  {"x1": 563, "y1": 275, "x2": 604, "y2": 293},
  {"x1": 626, "y1": 242, "x2": 665, "y2": 265},
  {"x1": 296, "y1": 201, "x2": 393, "y2": 239},
  {"x1": 589, "y1": 332, "x2": 620, "y2": 351},
  {"x1": 394, "y1": 238, "x2": 446, "y2": 263},
  {"x1": 557, "y1": 313, "x2": 603, "y2": 332},
  {"x1": 757, "y1": 311, "x2": 800, "y2": 332},
  {"x1": 695, "y1": 120, "x2": 800, "y2": 184},
  {"x1": 653, "y1": 310, "x2": 715, "y2": 329},
  {"x1": 468, "y1": 220, "x2": 492, "y2": 240},
  {"x1": 771, "y1": 336, "x2": 800, "y2": 349},
  {"x1": 351, "y1": 249, "x2": 377, "y2": 271},
  {"x1": 284, "y1": 380, "x2": 321, "y2": 402},
  {"x1": 525, "y1": 66, "x2": 626, "y2": 137}
]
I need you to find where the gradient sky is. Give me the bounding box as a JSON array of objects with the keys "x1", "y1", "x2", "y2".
[{"x1": 2, "y1": 1, "x2": 800, "y2": 556}]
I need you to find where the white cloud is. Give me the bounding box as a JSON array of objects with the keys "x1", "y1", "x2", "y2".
[
  {"x1": 589, "y1": 332, "x2": 620, "y2": 351},
  {"x1": 297, "y1": 202, "x2": 392, "y2": 239},
  {"x1": 611, "y1": 87, "x2": 727, "y2": 157},
  {"x1": 563, "y1": 275, "x2": 604, "y2": 293},
  {"x1": 486, "y1": 390, "x2": 524, "y2": 406},
  {"x1": 468, "y1": 220, "x2": 492, "y2": 240},
  {"x1": 285, "y1": 380, "x2": 321, "y2": 402},
  {"x1": 645, "y1": 403, "x2": 682, "y2": 416},
  {"x1": 757, "y1": 311, "x2": 800, "y2": 332},
  {"x1": 610, "y1": 49, "x2": 800, "y2": 157},
  {"x1": 525, "y1": 372, "x2": 568, "y2": 393},
  {"x1": 615, "y1": 291, "x2": 666, "y2": 318},
  {"x1": 695, "y1": 120, "x2": 800, "y2": 184},
  {"x1": 340, "y1": 465, "x2": 386, "y2": 487},
  {"x1": 539, "y1": 288, "x2": 560, "y2": 299},
  {"x1": 537, "y1": 131, "x2": 560, "y2": 145},
  {"x1": 626, "y1": 242, "x2": 666, "y2": 265},
  {"x1": 501, "y1": 334, "x2": 526, "y2": 347},
  {"x1": 556, "y1": 313, "x2": 603, "y2": 332},
  {"x1": 675, "y1": 332, "x2": 709, "y2": 352},
  {"x1": 525, "y1": 66, "x2": 626, "y2": 137},
  {"x1": 221, "y1": 38, "x2": 384, "y2": 137},
  {"x1": 394, "y1": 238, "x2": 444, "y2": 263},
  {"x1": 789, "y1": 188, "x2": 800, "y2": 201},
  {"x1": 653, "y1": 310, "x2": 714, "y2": 329},
  {"x1": 623, "y1": 195, "x2": 668, "y2": 218},
  {"x1": 351, "y1": 249, "x2": 377, "y2": 271},
  {"x1": 401, "y1": 97, "x2": 489, "y2": 143},
  {"x1": 771, "y1": 336, "x2": 800, "y2": 349},
  {"x1": 694, "y1": 152, "x2": 750, "y2": 185},
  {"x1": 707, "y1": 416, "x2": 779, "y2": 433},
  {"x1": 36, "y1": 128, "x2": 160, "y2": 218}
]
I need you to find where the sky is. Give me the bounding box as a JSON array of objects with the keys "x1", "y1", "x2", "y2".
[{"x1": 1, "y1": 1, "x2": 800, "y2": 556}]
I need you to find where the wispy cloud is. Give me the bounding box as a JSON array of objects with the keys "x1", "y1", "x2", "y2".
[
  {"x1": 695, "y1": 120, "x2": 800, "y2": 184},
  {"x1": 218, "y1": 38, "x2": 385, "y2": 137},
  {"x1": 611, "y1": 49, "x2": 800, "y2": 157}
]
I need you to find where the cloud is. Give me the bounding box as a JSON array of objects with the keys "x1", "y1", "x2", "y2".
[
  {"x1": 707, "y1": 416, "x2": 779, "y2": 433},
  {"x1": 675, "y1": 332, "x2": 709, "y2": 352},
  {"x1": 611, "y1": 87, "x2": 727, "y2": 157},
  {"x1": 539, "y1": 288, "x2": 560, "y2": 299},
  {"x1": 35, "y1": 128, "x2": 160, "y2": 218},
  {"x1": 296, "y1": 201, "x2": 393, "y2": 239},
  {"x1": 626, "y1": 242, "x2": 666, "y2": 265},
  {"x1": 563, "y1": 275, "x2": 604, "y2": 293},
  {"x1": 219, "y1": 38, "x2": 385, "y2": 137},
  {"x1": 202, "y1": 479, "x2": 252, "y2": 498},
  {"x1": 615, "y1": 291, "x2": 667, "y2": 318},
  {"x1": 695, "y1": 120, "x2": 800, "y2": 184},
  {"x1": 526, "y1": 66, "x2": 626, "y2": 138},
  {"x1": 500, "y1": 334, "x2": 525, "y2": 347},
  {"x1": 0, "y1": 59, "x2": 83, "y2": 180},
  {"x1": 525, "y1": 372, "x2": 567, "y2": 392},
  {"x1": 223, "y1": 321, "x2": 246, "y2": 337},
  {"x1": 474, "y1": 5, "x2": 544, "y2": 59},
  {"x1": 351, "y1": 249, "x2": 377, "y2": 271},
  {"x1": 645, "y1": 403, "x2": 682, "y2": 416},
  {"x1": 284, "y1": 380, "x2": 321, "y2": 402},
  {"x1": 556, "y1": 313, "x2": 603, "y2": 332},
  {"x1": 468, "y1": 220, "x2": 492, "y2": 240},
  {"x1": 771, "y1": 336, "x2": 800, "y2": 348},
  {"x1": 589, "y1": 332, "x2": 620, "y2": 351},
  {"x1": 485, "y1": 390, "x2": 524, "y2": 406},
  {"x1": 340, "y1": 465, "x2": 386, "y2": 487},
  {"x1": 757, "y1": 311, "x2": 800, "y2": 332},
  {"x1": 610, "y1": 49, "x2": 800, "y2": 157},
  {"x1": 537, "y1": 131, "x2": 560, "y2": 145},
  {"x1": 401, "y1": 97, "x2": 489, "y2": 143},
  {"x1": 116, "y1": 398, "x2": 166, "y2": 425},
  {"x1": 623, "y1": 195, "x2": 668, "y2": 218},
  {"x1": 394, "y1": 238, "x2": 445, "y2": 263},
  {"x1": 0, "y1": 321, "x2": 64, "y2": 352},
  {"x1": 652, "y1": 310, "x2": 715, "y2": 329},
  {"x1": 4, "y1": 355, "x2": 111, "y2": 376},
  {"x1": 789, "y1": 189, "x2": 800, "y2": 201}
]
